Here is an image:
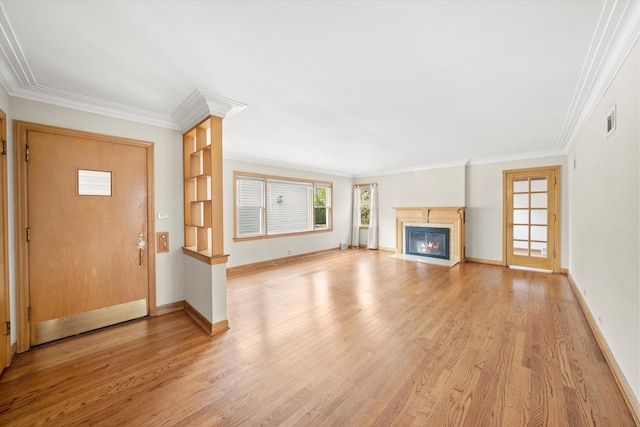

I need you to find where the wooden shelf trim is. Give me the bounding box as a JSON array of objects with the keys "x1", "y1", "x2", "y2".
[{"x1": 182, "y1": 116, "x2": 226, "y2": 263}]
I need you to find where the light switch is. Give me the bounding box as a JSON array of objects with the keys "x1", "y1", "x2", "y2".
[{"x1": 157, "y1": 232, "x2": 169, "y2": 253}]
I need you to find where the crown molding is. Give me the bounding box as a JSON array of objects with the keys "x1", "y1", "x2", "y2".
[
  {"x1": 7, "y1": 83, "x2": 178, "y2": 129},
  {"x1": 359, "y1": 149, "x2": 567, "y2": 178},
  {"x1": 0, "y1": 4, "x2": 246, "y2": 131},
  {"x1": 225, "y1": 148, "x2": 569, "y2": 179},
  {"x1": 465, "y1": 149, "x2": 566, "y2": 167},
  {"x1": 171, "y1": 89, "x2": 247, "y2": 133},
  {"x1": 556, "y1": 0, "x2": 640, "y2": 153},
  {"x1": 0, "y1": 2, "x2": 176, "y2": 129},
  {"x1": 355, "y1": 158, "x2": 472, "y2": 178},
  {"x1": 223, "y1": 151, "x2": 354, "y2": 178},
  {"x1": 0, "y1": 3, "x2": 35, "y2": 88}
]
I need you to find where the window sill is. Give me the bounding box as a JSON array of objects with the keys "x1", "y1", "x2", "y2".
[{"x1": 233, "y1": 228, "x2": 333, "y2": 242}]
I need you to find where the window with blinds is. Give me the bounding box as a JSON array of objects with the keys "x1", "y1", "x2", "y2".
[
  {"x1": 234, "y1": 172, "x2": 332, "y2": 239},
  {"x1": 236, "y1": 176, "x2": 264, "y2": 237},
  {"x1": 267, "y1": 180, "x2": 312, "y2": 233}
]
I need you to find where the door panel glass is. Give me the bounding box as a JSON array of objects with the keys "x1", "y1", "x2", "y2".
[
  {"x1": 513, "y1": 240, "x2": 528, "y2": 256},
  {"x1": 514, "y1": 225, "x2": 529, "y2": 240},
  {"x1": 531, "y1": 193, "x2": 547, "y2": 208},
  {"x1": 531, "y1": 209, "x2": 547, "y2": 225},
  {"x1": 514, "y1": 241, "x2": 528, "y2": 249},
  {"x1": 514, "y1": 194, "x2": 529, "y2": 208},
  {"x1": 513, "y1": 209, "x2": 529, "y2": 224},
  {"x1": 531, "y1": 177, "x2": 547, "y2": 192},
  {"x1": 531, "y1": 241, "x2": 547, "y2": 258},
  {"x1": 531, "y1": 225, "x2": 547, "y2": 241},
  {"x1": 514, "y1": 179, "x2": 529, "y2": 193}
]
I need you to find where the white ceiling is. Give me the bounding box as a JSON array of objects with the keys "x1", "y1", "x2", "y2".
[{"x1": 0, "y1": 0, "x2": 638, "y2": 177}]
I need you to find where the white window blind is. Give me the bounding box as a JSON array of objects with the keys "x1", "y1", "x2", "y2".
[
  {"x1": 234, "y1": 172, "x2": 332, "y2": 239},
  {"x1": 267, "y1": 180, "x2": 312, "y2": 234},
  {"x1": 236, "y1": 176, "x2": 264, "y2": 237}
]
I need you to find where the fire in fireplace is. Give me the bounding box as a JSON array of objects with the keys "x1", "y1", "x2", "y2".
[{"x1": 405, "y1": 226, "x2": 450, "y2": 260}]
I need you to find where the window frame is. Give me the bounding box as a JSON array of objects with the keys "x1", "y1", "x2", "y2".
[
  {"x1": 235, "y1": 175, "x2": 265, "y2": 238},
  {"x1": 358, "y1": 186, "x2": 372, "y2": 228},
  {"x1": 233, "y1": 171, "x2": 333, "y2": 241},
  {"x1": 313, "y1": 184, "x2": 331, "y2": 230}
]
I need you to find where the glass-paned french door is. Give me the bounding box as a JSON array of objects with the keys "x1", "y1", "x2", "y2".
[{"x1": 504, "y1": 166, "x2": 560, "y2": 271}]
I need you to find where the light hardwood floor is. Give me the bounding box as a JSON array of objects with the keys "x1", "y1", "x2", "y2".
[{"x1": 0, "y1": 249, "x2": 635, "y2": 426}]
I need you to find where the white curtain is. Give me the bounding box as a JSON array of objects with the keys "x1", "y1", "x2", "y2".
[
  {"x1": 367, "y1": 184, "x2": 379, "y2": 249},
  {"x1": 351, "y1": 186, "x2": 360, "y2": 248}
]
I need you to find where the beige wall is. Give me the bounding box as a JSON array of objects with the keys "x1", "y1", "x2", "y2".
[{"x1": 568, "y1": 42, "x2": 640, "y2": 400}]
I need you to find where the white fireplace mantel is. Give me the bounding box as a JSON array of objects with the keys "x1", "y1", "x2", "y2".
[{"x1": 393, "y1": 207, "x2": 465, "y2": 263}]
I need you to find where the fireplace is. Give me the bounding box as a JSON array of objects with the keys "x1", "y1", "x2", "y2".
[
  {"x1": 405, "y1": 226, "x2": 450, "y2": 260},
  {"x1": 393, "y1": 207, "x2": 465, "y2": 266}
]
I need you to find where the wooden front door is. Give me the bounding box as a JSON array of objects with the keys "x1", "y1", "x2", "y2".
[
  {"x1": 504, "y1": 166, "x2": 560, "y2": 272},
  {"x1": 16, "y1": 122, "x2": 155, "y2": 347}
]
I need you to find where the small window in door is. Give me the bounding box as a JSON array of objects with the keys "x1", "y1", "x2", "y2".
[{"x1": 78, "y1": 169, "x2": 112, "y2": 196}]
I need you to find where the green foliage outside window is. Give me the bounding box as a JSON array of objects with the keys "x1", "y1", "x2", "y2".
[
  {"x1": 315, "y1": 207, "x2": 326, "y2": 226},
  {"x1": 314, "y1": 186, "x2": 329, "y2": 228},
  {"x1": 360, "y1": 188, "x2": 371, "y2": 226}
]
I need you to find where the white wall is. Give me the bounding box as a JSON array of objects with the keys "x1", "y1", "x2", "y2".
[
  {"x1": 223, "y1": 159, "x2": 353, "y2": 268},
  {"x1": 355, "y1": 165, "x2": 466, "y2": 250},
  {"x1": 184, "y1": 256, "x2": 227, "y2": 324},
  {"x1": 568, "y1": 42, "x2": 640, "y2": 400},
  {"x1": 465, "y1": 155, "x2": 568, "y2": 266},
  {"x1": 7, "y1": 98, "x2": 186, "y2": 309}
]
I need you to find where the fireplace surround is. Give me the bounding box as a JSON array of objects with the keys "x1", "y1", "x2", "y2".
[{"x1": 393, "y1": 207, "x2": 465, "y2": 265}]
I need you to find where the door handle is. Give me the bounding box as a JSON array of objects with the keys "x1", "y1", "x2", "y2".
[{"x1": 137, "y1": 233, "x2": 146, "y2": 267}]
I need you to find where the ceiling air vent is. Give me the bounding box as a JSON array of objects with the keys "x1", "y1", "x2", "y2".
[{"x1": 605, "y1": 105, "x2": 616, "y2": 137}]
